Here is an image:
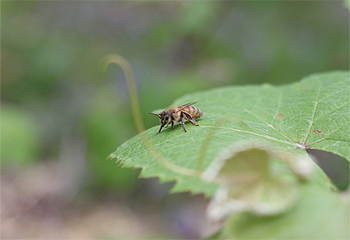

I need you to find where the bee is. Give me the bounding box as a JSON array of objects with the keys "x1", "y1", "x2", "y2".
[{"x1": 149, "y1": 102, "x2": 203, "y2": 134}]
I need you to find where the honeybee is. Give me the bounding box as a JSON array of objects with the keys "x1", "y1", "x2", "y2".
[{"x1": 149, "y1": 102, "x2": 203, "y2": 134}]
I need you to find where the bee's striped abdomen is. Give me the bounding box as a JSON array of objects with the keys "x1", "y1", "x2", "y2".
[{"x1": 183, "y1": 106, "x2": 203, "y2": 119}]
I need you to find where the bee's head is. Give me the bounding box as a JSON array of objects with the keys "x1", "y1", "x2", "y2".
[
  {"x1": 158, "y1": 112, "x2": 170, "y2": 125},
  {"x1": 149, "y1": 112, "x2": 169, "y2": 125}
]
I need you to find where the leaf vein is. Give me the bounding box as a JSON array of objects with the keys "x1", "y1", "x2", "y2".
[
  {"x1": 302, "y1": 80, "x2": 322, "y2": 145},
  {"x1": 200, "y1": 125, "x2": 294, "y2": 146}
]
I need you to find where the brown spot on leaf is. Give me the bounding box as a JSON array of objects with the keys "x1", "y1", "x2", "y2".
[{"x1": 276, "y1": 114, "x2": 285, "y2": 120}]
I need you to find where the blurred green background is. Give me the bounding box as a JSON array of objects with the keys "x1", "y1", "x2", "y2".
[{"x1": 1, "y1": 1, "x2": 349, "y2": 239}]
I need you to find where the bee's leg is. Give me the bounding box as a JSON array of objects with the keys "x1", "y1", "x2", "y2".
[
  {"x1": 157, "y1": 123, "x2": 166, "y2": 134},
  {"x1": 183, "y1": 112, "x2": 199, "y2": 126},
  {"x1": 171, "y1": 121, "x2": 175, "y2": 130},
  {"x1": 180, "y1": 118, "x2": 187, "y2": 132}
]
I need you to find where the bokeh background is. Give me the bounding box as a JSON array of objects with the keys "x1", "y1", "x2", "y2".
[{"x1": 1, "y1": 1, "x2": 349, "y2": 239}]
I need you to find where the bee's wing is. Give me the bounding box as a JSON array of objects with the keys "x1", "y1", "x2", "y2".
[{"x1": 175, "y1": 102, "x2": 197, "y2": 113}]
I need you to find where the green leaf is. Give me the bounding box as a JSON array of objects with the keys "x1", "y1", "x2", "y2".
[
  {"x1": 109, "y1": 71, "x2": 350, "y2": 196},
  {"x1": 223, "y1": 187, "x2": 349, "y2": 239},
  {"x1": 1, "y1": 105, "x2": 40, "y2": 167},
  {"x1": 204, "y1": 142, "x2": 315, "y2": 220}
]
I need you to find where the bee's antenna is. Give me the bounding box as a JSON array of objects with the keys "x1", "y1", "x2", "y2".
[{"x1": 149, "y1": 112, "x2": 159, "y2": 116}]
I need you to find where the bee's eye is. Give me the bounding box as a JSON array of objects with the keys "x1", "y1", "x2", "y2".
[{"x1": 160, "y1": 114, "x2": 170, "y2": 125}]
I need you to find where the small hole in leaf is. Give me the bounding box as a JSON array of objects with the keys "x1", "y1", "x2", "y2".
[{"x1": 307, "y1": 149, "x2": 349, "y2": 191}]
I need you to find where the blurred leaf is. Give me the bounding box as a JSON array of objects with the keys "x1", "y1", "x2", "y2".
[
  {"x1": 223, "y1": 187, "x2": 349, "y2": 239},
  {"x1": 181, "y1": 2, "x2": 219, "y2": 34},
  {"x1": 204, "y1": 230, "x2": 221, "y2": 240},
  {"x1": 204, "y1": 143, "x2": 315, "y2": 221},
  {"x1": 83, "y1": 87, "x2": 138, "y2": 192},
  {"x1": 345, "y1": 0, "x2": 350, "y2": 10},
  {"x1": 1, "y1": 105, "x2": 39, "y2": 167},
  {"x1": 109, "y1": 71, "x2": 349, "y2": 196}
]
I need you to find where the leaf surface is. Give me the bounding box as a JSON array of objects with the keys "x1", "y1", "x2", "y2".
[
  {"x1": 223, "y1": 188, "x2": 349, "y2": 239},
  {"x1": 204, "y1": 143, "x2": 315, "y2": 220},
  {"x1": 109, "y1": 71, "x2": 350, "y2": 196}
]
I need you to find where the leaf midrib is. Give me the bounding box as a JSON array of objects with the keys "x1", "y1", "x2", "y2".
[{"x1": 302, "y1": 79, "x2": 322, "y2": 146}]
